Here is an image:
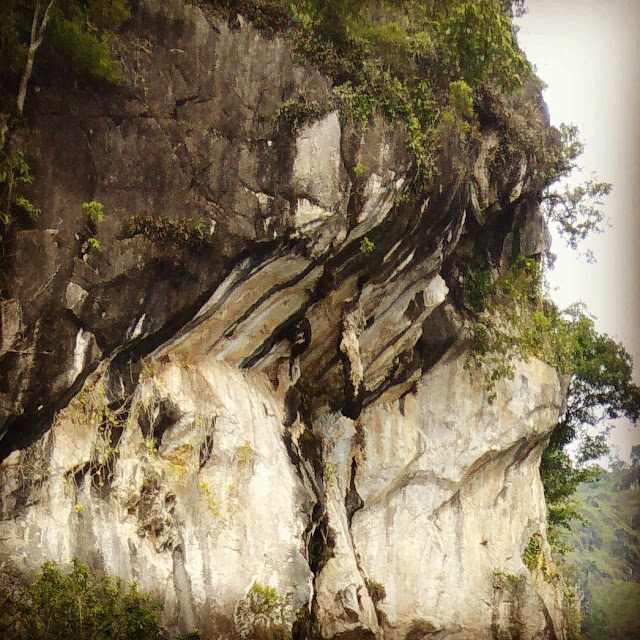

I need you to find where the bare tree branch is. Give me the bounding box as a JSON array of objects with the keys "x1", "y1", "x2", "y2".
[{"x1": 17, "y1": 0, "x2": 57, "y2": 115}]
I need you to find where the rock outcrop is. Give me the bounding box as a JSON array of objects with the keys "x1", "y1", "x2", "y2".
[{"x1": 0, "y1": 1, "x2": 567, "y2": 638}]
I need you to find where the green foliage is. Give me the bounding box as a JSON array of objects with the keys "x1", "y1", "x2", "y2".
[
  {"x1": 332, "y1": 81, "x2": 379, "y2": 128},
  {"x1": 352, "y1": 162, "x2": 368, "y2": 177},
  {"x1": 81, "y1": 199, "x2": 106, "y2": 254},
  {"x1": 0, "y1": 558, "x2": 200, "y2": 639},
  {"x1": 359, "y1": 236, "x2": 374, "y2": 254},
  {"x1": 14, "y1": 193, "x2": 40, "y2": 219},
  {"x1": 523, "y1": 534, "x2": 542, "y2": 572},
  {"x1": 460, "y1": 257, "x2": 557, "y2": 394},
  {"x1": 543, "y1": 177, "x2": 612, "y2": 255},
  {"x1": 84, "y1": 236, "x2": 102, "y2": 251},
  {"x1": 435, "y1": 0, "x2": 529, "y2": 92},
  {"x1": 492, "y1": 570, "x2": 522, "y2": 588},
  {"x1": 560, "y1": 467, "x2": 640, "y2": 639},
  {"x1": 210, "y1": 0, "x2": 533, "y2": 186},
  {"x1": 127, "y1": 215, "x2": 214, "y2": 248},
  {"x1": 246, "y1": 583, "x2": 285, "y2": 618},
  {"x1": 563, "y1": 582, "x2": 584, "y2": 640},
  {"x1": 85, "y1": 0, "x2": 132, "y2": 32},
  {"x1": 540, "y1": 123, "x2": 613, "y2": 256},
  {"x1": 273, "y1": 97, "x2": 330, "y2": 131},
  {"x1": 235, "y1": 582, "x2": 291, "y2": 639},
  {"x1": 0, "y1": 128, "x2": 39, "y2": 241},
  {"x1": 448, "y1": 80, "x2": 474, "y2": 118},
  {"x1": 83, "y1": 199, "x2": 105, "y2": 223},
  {"x1": 550, "y1": 123, "x2": 584, "y2": 180},
  {"x1": 323, "y1": 460, "x2": 336, "y2": 486},
  {"x1": 365, "y1": 578, "x2": 386, "y2": 605},
  {"x1": 542, "y1": 310, "x2": 640, "y2": 545},
  {"x1": 1, "y1": 0, "x2": 131, "y2": 112},
  {"x1": 582, "y1": 580, "x2": 640, "y2": 640},
  {"x1": 48, "y1": 10, "x2": 122, "y2": 85}
]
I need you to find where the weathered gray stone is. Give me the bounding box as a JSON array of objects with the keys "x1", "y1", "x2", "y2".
[
  {"x1": 292, "y1": 112, "x2": 345, "y2": 210},
  {"x1": 0, "y1": 299, "x2": 22, "y2": 356},
  {"x1": 519, "y1": 208, "x2": 553, "y2": 257}
]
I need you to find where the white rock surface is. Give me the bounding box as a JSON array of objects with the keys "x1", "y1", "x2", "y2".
[
  {"x1": 0, "y1": 343, "x2": 568, "y2": 639},
  {"x1": 0, "y1": 358, "x2": 313, "y2": 638},
  {"x1": 292, "y1": 111, "x2": 344, "y2": 210},
  {"x1": 350, "y1": 350, "x2": 566, "y2": 640}
]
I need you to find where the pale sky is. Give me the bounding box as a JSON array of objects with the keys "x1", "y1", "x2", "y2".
[{"x1": 516, "y1": 0, "x2": 640, "y2": 462}]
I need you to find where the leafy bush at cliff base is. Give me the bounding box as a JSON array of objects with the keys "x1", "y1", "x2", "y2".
[
  {"x1": 234, "y1": 582, "x2": 291, "y2": 639},
  {"x1": 0, "y1": 558, "x2": 201, "y2": 640},
  {"x1": 459, "y1": 258, "x2": 640, "y2": 549}
]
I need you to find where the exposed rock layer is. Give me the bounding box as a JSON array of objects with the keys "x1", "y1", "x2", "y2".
[{"x1": 0, "y1": 1, "x2": 566, "y2": 638}]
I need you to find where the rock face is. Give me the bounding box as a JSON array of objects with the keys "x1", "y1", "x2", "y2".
[{"x1": 0, "y1": 1, "x2": 568, "y2": 638}]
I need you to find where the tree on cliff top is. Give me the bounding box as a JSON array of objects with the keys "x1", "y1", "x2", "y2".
[
  {"x1": 541, "y1": 309, "x2": 640, "y2": 550},
  {"x1": 0, "y1": 1, "x2": 130, "y2": 244},
  {"x1": 0, "y1": 0, "x2": 130, "y2": 114}
]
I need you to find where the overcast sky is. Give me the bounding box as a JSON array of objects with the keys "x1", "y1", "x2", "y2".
[{"x1": 516, "y1": 0, "x2": 640, "y2": 462}]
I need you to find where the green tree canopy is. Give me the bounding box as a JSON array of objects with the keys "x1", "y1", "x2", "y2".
[
  {"x1": 0, "y1": 0, "x2": 130, "y2": 114},
  {"x1": 542, "y1": 308, "x2": 640, "y2": 548}
]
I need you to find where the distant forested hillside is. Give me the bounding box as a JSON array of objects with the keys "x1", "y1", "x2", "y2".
[{"x1": 561, "y1": 461, "x2": 640, "y2": 639}]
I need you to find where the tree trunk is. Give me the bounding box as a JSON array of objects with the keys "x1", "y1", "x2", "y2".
[{"x1": 16, "y1": 0, "x2": 56, "y2": 115}]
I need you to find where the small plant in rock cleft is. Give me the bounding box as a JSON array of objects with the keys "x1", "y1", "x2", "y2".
[
  {"x1": 127, "y1": 215, "x2": 214, "y2": 248},
  {"x1": 273, "y1": 96, "x2": 332, "y2": 131},
  {"x1": 359, "y1": 236, "x2": 375, "y2": 254},
  {"x1": 234, "y1": 582, "x2": 292, "y2": 640},
  {"x1": 523, "y1": 534, "x2": 544, "y2": 573},
  {"x1": 492, "y1": 569, "x2": 522, "y2": 588},
  {"x1": 81, "y1": 199, "x2": 106, "y2": 255},
  {"x1": 365, "y1": 578, "x2": 386, "y2": 605},
  {"x1": 0, "y1": 122, "x2": 39, "y2": 244}
]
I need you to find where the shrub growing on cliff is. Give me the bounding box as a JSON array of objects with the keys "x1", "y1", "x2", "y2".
[
  {"x1": 208, "y1": 0, "x2": 531, "y2": 183},
  {"x1": 365, "y1": 578, "x2": 386, "y2": 605},
  {"x1": 0, "y1": 121, "x2": 39, "y2": 242},
  {"x1": 460, "y1": 257, "x2": 571, "y2": 392},
  {"x1": 540, "y1": 123, "x2": 613, "y2": 258},
  {"x1": 0, "y1": 558, "x2": 200, "y2": 640},
  {"x1": 127, "y1": 215, "x2": 215, "y2": 248},
  {"x1": 234, "y1": 582, "x2": 291, "y2": 639}
]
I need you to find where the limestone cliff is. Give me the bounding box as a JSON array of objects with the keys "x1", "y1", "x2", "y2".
[{"x1": 0, "y1": 1, "x2": 568, "y2": 638}]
